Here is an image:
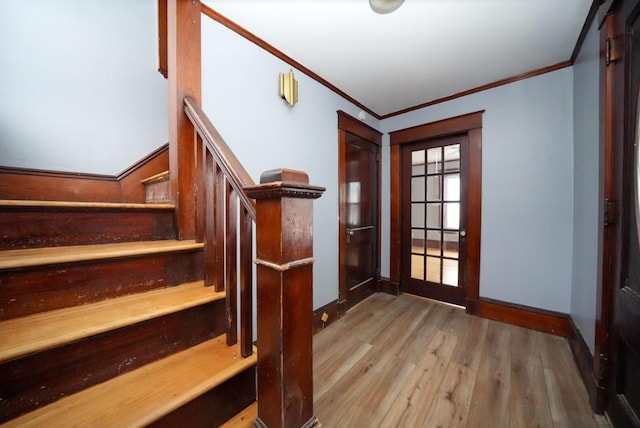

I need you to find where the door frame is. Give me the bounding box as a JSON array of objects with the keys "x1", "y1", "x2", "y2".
[
  {"x1": 389, "y1": 111, "x2": 483, "y2": 309},
  {"x1": 338, "y1": 111, "x2": 382, "y2": 309}
]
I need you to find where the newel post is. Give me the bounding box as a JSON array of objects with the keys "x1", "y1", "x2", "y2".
[{"x1": 245, "y1": 169, "x2": 325, "y2": 428}]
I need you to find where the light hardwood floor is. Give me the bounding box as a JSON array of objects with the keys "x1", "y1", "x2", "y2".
[{"x1": 313, "y1": 293, "x2": 605, "y2": 428}]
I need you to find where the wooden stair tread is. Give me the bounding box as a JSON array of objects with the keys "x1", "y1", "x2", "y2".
[
  {"x1": 141, "y1": 170, "x2": 170, "y2": 184},
  {"x1": 221, "y1": 402, "x2": 257, "y2": 428},
  {"x1": 1, "y1": 336, "x2": 257, "y2": 428},
  {"x1": 0, "y1": 281, "x2": 223, "y2": 362},
  {"x1": 0, "y1": 199, "x2": 174, "y2": 210},
  {"x1": 0, "y1": 240, "x2": 203, "y2": 270}
]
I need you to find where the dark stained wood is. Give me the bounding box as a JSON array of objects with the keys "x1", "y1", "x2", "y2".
[
  {"x1": 168, "y1": 0, "x2": 201, "y2": 240},
  {"x1": 0, "y1": 145, "x2": 169, "y2": 204},
  {"x1": 338, "y1": 111, "x2": 382, "y2": 309},
  {"x1": 245, "y1": 169, "x2": 324, "y2": 428},
  {"x1": 226, "y1": 183, "x2": 238, "y2": 346},
  {"x1": 595, "y1": 11, "x2": 616, "y2": 413},
  {"x1": 157, "y1": 0, "x2": 168, "y2": 79},
  {"x1": 0, "y1": 251, "x2": 203, "y2": 320},
  {"x1": 118, "y1": 143, "x2": 169, "y2": 203},
  {"x1": 0, "y1": 205, "x2": 175, "y2": 250},
  {"x1": 0, "y1": 166, "x2": 121, "y2": 202},
  {"x1": 240, "y1": 205, "x2": 253, "y2": 357},
  {"x1": 390, "y1": 144, "x2": 401, "y2": 286},
  {"x1": 378, "y1": 277, "x2": 400, "y2": 296},
  {"x1": 390, "y1": 111, "x2": 482, "y2": 307},
  {"x1": 200, "y1": 5, "x2": 380, "y2": 120},
  {"x1": 149, "y1": 366, "x2": 256, "y2": 428},
  {"x1": 183, "y1": 96, "x2": 257, "y2": 357},
  {"x1": 381, "y1": 62, "x2": 571, "y2": 119},
  {"x1": 466, "y1": 297, "x2": 571, "y2": 337},
  {"x1": 390, "y1": 110, "x2": 484, "y2": 145},
  {"x1": 0, "y1": 300, "x2": 225, "y2": 423},
  {"x1": 311, "y1": 299, "x2": 346, "y2": 335},
  {"x1": 567, "y1": 317, "x2": 598, "y2": 410}
]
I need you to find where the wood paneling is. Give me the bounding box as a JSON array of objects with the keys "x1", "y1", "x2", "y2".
[
  {"x1": 0, "y1": 300, "x2": 225, "y2": 423},
  {"x1": 0, "y1": 145, "x2": 169, "y2": 204},
  {"x1": 0, "y1": 249, "x2": 203, "y2": 320},
  {"x1": 0, "y1": 204, "x2": 175, "y2": 250},
  {"x1": 312, "y1": 298, "x2": 347, "y2": 334}
]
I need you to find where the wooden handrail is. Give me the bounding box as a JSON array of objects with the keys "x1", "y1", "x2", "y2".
[
  {"x1": 184, "y1": 96, "x2": 256, "y2": 219},
  {"x1": 184, "y1": 96, "x2": 254, "y2": 358}
]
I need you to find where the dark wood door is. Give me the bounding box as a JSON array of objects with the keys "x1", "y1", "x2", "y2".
[
  {"x1": 608, "y1": 2, "x2": 640, "y2": 426},
  {"x1": 338, "y1": 111, "x2": 382, "y2": 310},
  {"x1": 401, "y1": 134, "x2": 468, "y2": 306},
  {"x1": 343, "y1": 134, "x2": 379, "y2": 308}
]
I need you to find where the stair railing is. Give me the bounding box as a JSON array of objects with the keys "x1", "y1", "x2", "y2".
[
  {"x1": 184, "y1": 95, "x2": 254, "y2": 357},
  {"x1": 183, "y1": 96, "x2": 325, "y2": 427}
]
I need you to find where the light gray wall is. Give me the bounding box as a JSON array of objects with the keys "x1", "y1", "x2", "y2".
[
  {"x1": 0, "y1": 0, "x2": 168, "y2": 175},
  {"x1": 200, "y1": 14, "x2": 379, "y2": 309},
  {"x1": 381, "y1": 69, "x2": 575, "y2": 313},
  {"x1": 571, "y1": 16, "x2": 601, "y2": 354}
]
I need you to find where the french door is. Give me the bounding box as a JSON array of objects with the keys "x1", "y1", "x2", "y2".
[{"x1": 401, "y1": 134, "x2": 468, "y2": 306}]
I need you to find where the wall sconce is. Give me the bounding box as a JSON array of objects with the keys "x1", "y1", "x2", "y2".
[{"x1": 279, "y1": 69, "x2": 298, "y2": 107}]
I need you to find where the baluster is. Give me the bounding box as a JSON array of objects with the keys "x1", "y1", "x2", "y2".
[
  {"x1": 240, "y1": 205, "x2": 253, "y2": 358},
  {"x1": 226, "y1": 182, "x2": 238, "y2": 346}
]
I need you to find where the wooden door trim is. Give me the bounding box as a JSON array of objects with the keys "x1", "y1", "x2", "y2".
[
  {"x1": 390, "y1": 111, "x2": 483, "y2": 307},
  {"x1": 337, "y1": 111, "x2": 382, "y2": 308}
]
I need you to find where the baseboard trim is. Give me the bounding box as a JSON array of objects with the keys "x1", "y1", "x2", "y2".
[
  {"x1": 312, "y1": 299, "x2": 347, "y2": 335},
  {"x1": 567, "y1": 317, "x2": 600, "y2": 412},
  {"x1": 378, "y1": 277, "x2": 400, "y2": 296},
  {"x1": 466, "y1": 297, "x2": 570, "y2": 337}
]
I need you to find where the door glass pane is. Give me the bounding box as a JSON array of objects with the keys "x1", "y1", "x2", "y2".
[
  {"x1": 426, "y1": 230, "x2": 441, "y2": 256},
  {"x1": 426, "y1": 176, "x2": 441, "y2": 201},
  {"x1": 426, "y1": 203, "x2": 441, "y2": 228},
  {"x1": 443, "y1": 259, "x2": 458, "y2": 286},
  {"x1": 443, "y1": 231, "x2": 459, "y2": 257},
  {"x1": 444, "y1": 202, "x2": 460, "y2": 229},
  {"x1": 426, "y1": 256, "x2": 441, "y2": 283},
  {"x1": 411, "y1": 255, "x2": 424, "y2": 280},
  {"x1": 444, "y1": 173, "x2": 460, "y2": 201},
  {"x1": 412, "y1": 229, "x2": 425, "y2": 254},
  {"x1": 412, "y1": 203, "x2": 425, "y2": 228},
  {"x1": 412, "y1": 150, "x2": 425, "y2": 176},
  {"x1": 427, "y1": 148, "x2": 442, "y2": 174},
  {"x1": 444, "y1": 144, "x2": 460, "y2": 172},
  {"x1": 411, "y1": 177, "x2": 425, "y2": 201}
]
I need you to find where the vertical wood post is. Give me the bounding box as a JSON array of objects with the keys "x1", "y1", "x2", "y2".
[
  {"x1": 168, "y1": 0, "x2": 201, "y2": 240},
  {"x1": 245, "y1": 169, "x2": 325, "y2": 428}
]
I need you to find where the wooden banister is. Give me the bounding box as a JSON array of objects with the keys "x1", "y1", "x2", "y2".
[
  {"x1": 246, "y1": 169, "x2": 325, "y2": 428},
  {"x1": 184, "y1": 96, "x2": 254, "y2": 358},
  {"x1": 184, "y1": 96, "x2": 256, "y2": 218}
]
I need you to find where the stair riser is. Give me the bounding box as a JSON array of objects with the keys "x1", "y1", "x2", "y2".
[
  {"x1": 0, "y1": 299, "x2": 226, "y2": 423},
  {"x1": 149, "y1": 366, "x2": 256, "y2": 428},
  {"x1": 0, "y1": 209, "x2": 175, "y2": 250},
  {"x1": 0, "y1": 251, "x2": 204, "y2": 320}
]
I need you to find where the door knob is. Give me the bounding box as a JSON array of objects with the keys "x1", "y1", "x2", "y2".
[{"x1": 460, "y1": 230, "x2": 467, "y2": 237}]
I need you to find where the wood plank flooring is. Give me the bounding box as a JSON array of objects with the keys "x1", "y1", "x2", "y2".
[{"x1": 313, "y1": 293, "x2": 604, "y2": 428}]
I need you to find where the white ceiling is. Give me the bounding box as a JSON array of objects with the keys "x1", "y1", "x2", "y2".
[{"x1": 202, "y1": 0, "x2": 593, "y2": 117}]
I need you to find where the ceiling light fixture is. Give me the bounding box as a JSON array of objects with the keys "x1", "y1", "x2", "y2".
[{"x1": 369, "y1": 0, "x2": 405, "y2": 14}]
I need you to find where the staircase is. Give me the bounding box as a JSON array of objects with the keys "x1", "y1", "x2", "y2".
[{"x1": 0, "y1": 199, "x2": 256, "y2": 427}]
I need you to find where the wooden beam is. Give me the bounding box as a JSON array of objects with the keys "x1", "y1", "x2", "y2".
[{"x1": 167, "y1": 0, "x2": 201, "y2": 239}]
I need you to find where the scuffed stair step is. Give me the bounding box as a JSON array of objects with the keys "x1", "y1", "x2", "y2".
[
  {"x1": 0, "y1": 240, "x2": 203, "y2": 270},
  {"x1": 221, "y1": 402, "x2": 258, "y2": 428},
  {"x1": 0, "y1": 281, "x2": 222, "y2": 362},
  {"x1": 1, "y1": 335, "x2": 257, "y2": 428}
]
